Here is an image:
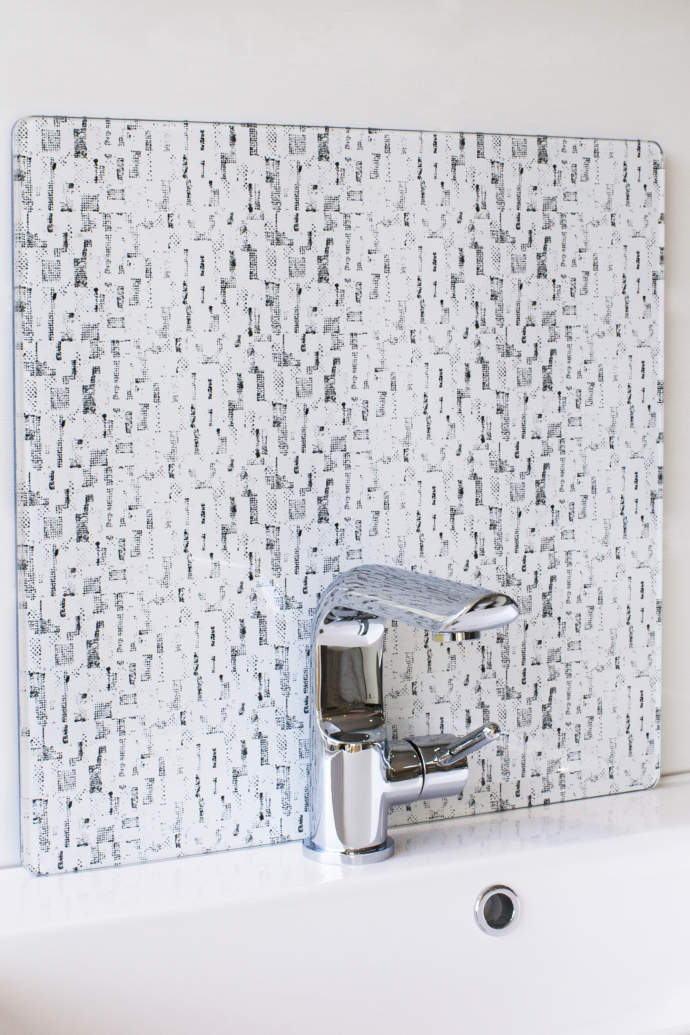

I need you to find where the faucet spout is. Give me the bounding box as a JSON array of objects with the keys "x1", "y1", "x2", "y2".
[
  {"x1": 304, "y1": 565, "x2": 518, "y2": 865},
  {"x1": 313, "y1": 564, "x2": 517, "y2": 640}
]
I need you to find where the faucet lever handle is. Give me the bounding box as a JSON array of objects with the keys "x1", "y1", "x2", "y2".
[
  {"x1": 436, "y1": 723, "x2": 500, "y2": 767},
  {"x1": 405, "y1": 723, "x2": 501, "y2": 801}
]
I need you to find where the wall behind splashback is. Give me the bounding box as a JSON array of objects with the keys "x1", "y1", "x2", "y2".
[
  {"x1": 14, "y1": 116, "x2": 661, "y2": 872},
  {"x1": 1, "y1": 0, "x2": 687, "y2": 870}
]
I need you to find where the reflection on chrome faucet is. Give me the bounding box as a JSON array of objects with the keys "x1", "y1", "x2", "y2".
[{"x1": 303, "y1": 565, "x2": 519, "y2": 864}]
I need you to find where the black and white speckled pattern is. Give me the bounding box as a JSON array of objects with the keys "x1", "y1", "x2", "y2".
[{"x1": 12, "y1": 117, "x2": 663, "y2": 874}]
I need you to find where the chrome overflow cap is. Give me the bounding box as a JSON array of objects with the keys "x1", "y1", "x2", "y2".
[{"x1": 475, "y1": 885, "x2": 520, "y2": 935}]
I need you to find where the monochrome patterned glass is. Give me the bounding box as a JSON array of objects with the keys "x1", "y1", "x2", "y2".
[{"x1": 12, "y1": 118, "x2": 663, "y2": 873}]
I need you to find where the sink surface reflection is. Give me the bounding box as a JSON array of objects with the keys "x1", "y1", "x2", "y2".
[{"x1": 1, "y1": 775, "x2": 689, "y2": 1035}]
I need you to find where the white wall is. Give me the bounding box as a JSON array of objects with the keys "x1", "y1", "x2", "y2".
[{"x1": 0, "y1": 0, "x2": 688, "y2": 867}]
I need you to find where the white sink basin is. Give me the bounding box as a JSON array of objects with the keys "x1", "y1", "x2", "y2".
[{"x1": 1, "y1": 775, "x2": 689, "y2": 1035}]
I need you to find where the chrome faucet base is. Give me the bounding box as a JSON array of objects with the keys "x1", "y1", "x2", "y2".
[{"x1": 302, "y1": 837, "x2": 394, "y2": 865}]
